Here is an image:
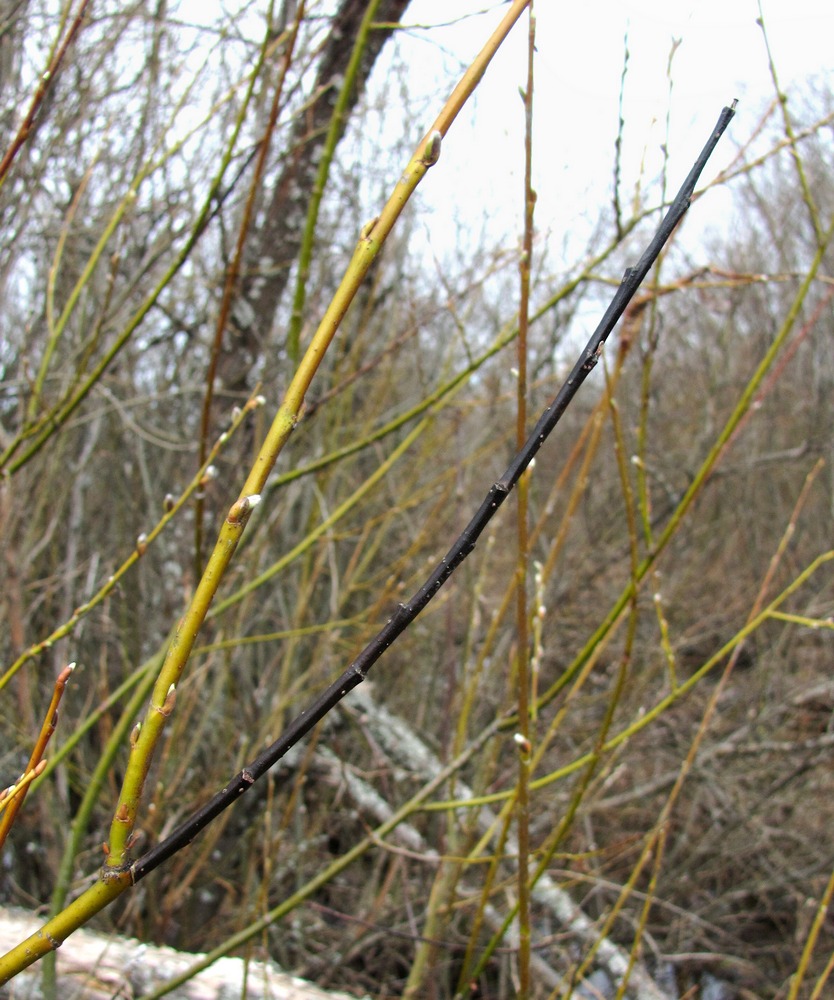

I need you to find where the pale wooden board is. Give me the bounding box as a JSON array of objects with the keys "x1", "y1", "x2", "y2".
[{"x1": 0, "y1": 907, "x2": 364, "y2": 1000}]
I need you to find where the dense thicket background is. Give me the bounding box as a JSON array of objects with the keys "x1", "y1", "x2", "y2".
[{"x1": 1, "y1": 2, "x2": 833, "y2": 998}]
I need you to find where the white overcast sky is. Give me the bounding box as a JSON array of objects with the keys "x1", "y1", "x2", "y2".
[{"x1": 383, "y1": 0, "x2": 833, "y2": 262}]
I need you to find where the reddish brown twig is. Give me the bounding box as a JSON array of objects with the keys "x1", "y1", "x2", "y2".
[
  {"x1": 0, "y1": 0, "x2": 92, "y2": 186},
  {"x1": 0, "y1": 663, "x2": 75, "y2": 849}
]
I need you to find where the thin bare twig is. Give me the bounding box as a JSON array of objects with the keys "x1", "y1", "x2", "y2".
[{"x1": 0, "y1": 663, "x2": 75, "y2": 849}]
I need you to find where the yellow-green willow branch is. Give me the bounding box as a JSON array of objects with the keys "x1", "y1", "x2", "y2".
[{"x1": 0, "y1": 6, "x2": 532, "y2": 984}]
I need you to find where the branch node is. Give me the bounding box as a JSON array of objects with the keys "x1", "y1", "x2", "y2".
[
  {"x1": 101, "y1": 861, "x2": 132, "y2": 884},
  {"x1": 156, "y1": 684, "x2": 177, "y2": 717},
  {"x1": 227, "y1": 494, "x2": 261, "y2": 524}
]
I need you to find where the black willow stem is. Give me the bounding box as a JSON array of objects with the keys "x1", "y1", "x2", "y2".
[{"x1": 131, "y1": 100, "x2": 736, "y2": 884}]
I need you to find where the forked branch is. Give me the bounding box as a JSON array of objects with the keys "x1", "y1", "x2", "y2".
[{"x1": 129, "y1": 100, "x2": 737, "y2": 887}]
